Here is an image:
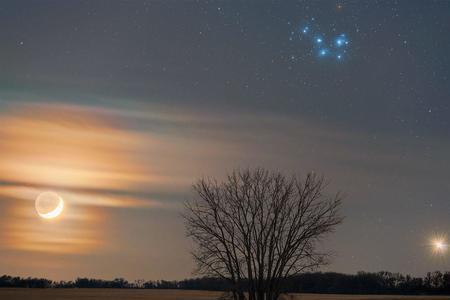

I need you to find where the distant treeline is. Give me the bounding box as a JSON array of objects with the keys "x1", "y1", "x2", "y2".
[{"x1": 2, "y1": 271, "x2": 450, "y2": 295}]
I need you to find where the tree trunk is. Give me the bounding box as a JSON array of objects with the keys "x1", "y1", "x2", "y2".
[
  {"x1": 238, "y1": 291, "x2": 246, "y2": 300},
  {"x1": 231, "y1": 290, "x2": 238, "y2": 300}
]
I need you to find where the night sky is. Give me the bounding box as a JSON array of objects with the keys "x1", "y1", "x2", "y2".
[{"x1": 0, "y1": 0, "x2": 449, "y2": 280}]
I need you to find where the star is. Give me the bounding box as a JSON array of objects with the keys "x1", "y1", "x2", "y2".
[
  {"x1": 318, "y1": 49, "x2": 328, "y2": 57},
  {"x1": 335, "y1": 34, "x2": 349, "y2": 47}
]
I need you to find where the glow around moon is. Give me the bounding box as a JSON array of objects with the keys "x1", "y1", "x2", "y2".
[{"x1": 35, "y1": 192, "x2": 64, "y2": 219}]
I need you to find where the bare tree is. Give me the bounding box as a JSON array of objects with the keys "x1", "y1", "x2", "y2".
[{"x1": 184, "y1": 168, "x2": 343, "y2": 300}]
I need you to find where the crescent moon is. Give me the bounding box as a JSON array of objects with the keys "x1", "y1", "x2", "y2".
[{"x1": 37, "y1": 195, "x2": 64, "y2": 219}]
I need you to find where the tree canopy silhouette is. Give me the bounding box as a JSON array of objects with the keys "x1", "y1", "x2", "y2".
[
  {"x1": 184, "y1": 168, "x2": 343, "y2": 300},
  {"x1": 3, "y1": 271, "x2": 450, "y2": 295}
]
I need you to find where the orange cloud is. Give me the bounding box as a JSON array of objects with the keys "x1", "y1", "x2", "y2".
[
  {"x1": 0, "y1": 103, "x2": 161, "y2": 254},
  {"x1": 0, "y1": 103, "x2": 149, "y2": 190}
]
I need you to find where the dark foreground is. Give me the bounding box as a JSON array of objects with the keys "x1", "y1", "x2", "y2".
[{"x1": 0, "y1": 289, "x2": 449, "y2": 300}]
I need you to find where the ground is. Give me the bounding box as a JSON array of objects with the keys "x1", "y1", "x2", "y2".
[{"x1": 0, "y1": 289, "x2": 448, "y2": 300}]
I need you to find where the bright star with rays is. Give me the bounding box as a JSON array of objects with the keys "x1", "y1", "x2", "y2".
[{"x1": 430, "y1": 234, "x2": 448, "y2": 255}]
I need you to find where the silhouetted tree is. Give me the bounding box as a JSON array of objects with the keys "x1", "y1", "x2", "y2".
[
  {"x1": 424, "y1": 272, "x2": 433, "y2": 290},
  {"x1": 133, "y1": 279, "x2": 146, "y2": 289},
  {"x1": 184, "y1": 168, "x2": 343, "y2": 300},
  {"x1": 0, "y1": 275, "x2": 52, "y2": 288}
]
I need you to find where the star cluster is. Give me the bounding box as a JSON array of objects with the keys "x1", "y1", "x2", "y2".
[{"x1": 290, "y1": 19, "x2": 350, "y2": 62}]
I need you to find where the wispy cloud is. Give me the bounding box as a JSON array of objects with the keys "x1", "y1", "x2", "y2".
[
  {"x1": 0, "y1": 102, "x2": 178, "y2": 254},
  {"x1": 0, "y1": 98, "x2": 448, "y2": 277}
]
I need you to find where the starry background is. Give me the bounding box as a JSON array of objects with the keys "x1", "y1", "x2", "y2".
[{"x1": 0, "y1": 0, "x2": 449, "y2": 280}]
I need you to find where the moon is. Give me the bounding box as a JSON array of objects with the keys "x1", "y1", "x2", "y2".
[{"x1": 35, "y1": 192, "x2": 64, "y2": 219}]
